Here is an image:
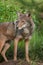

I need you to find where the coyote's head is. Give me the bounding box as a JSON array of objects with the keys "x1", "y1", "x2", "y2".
[{"x1": 17, "y1": 12, "x2": 35, "y2": 31}]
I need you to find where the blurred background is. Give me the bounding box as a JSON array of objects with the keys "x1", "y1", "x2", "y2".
[{"x1": 0, "y1": 0, "x2": 43, "y2": 62}]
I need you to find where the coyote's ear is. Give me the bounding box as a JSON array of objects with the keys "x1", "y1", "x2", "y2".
[
  {"x1": 26, "y1": 13, "x2": 31, "y2": 17},
  {"x1": 17, "y1": 12, "x2": 23, "y2": 17}
]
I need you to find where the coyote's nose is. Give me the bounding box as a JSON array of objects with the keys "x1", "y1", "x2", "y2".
[{"x1": 16, "y1": 27, "x2": 18, "y2": 29}]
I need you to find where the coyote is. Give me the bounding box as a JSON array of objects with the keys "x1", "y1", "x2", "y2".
[{"x1": 0, "y1": 12, "x2": 35, "y2": 62}]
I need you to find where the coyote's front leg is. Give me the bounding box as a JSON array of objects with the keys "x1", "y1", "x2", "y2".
[
  {"x1": 25, "y1": 39, "x2": 30, "y2": 63},
  {"x1": 14, "y1": 38, "x2": 19, "y2": 61}
]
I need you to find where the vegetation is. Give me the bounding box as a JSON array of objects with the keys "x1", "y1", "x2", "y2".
[{"x1": 0, "y1": 0, "x2": 43, "y2": 63}]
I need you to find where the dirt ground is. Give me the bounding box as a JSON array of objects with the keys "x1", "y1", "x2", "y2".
[{"x1": 0, "y1": 59, "x2": 43, "y2": 65}]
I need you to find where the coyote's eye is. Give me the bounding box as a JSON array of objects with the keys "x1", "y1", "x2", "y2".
[
  {"x1": 22, "y1": 21, "x2": 24, "y2": 22},
  {"x1": 22, "y1": 20, "x2": 25, "y2": 23}
]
